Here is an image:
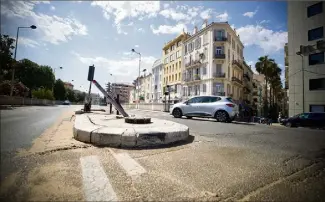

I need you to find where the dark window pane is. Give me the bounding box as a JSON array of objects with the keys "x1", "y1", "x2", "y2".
[
  {"x1": 209, "y1": 97, "x2": 221, "y2": 102},
  {"x1": 226, "y1": 97, "x2": 234, "y2": 103},
  {"x1": 200, "y1": 96, "x2": 211, "y2": 103},
  {"x1": 309, "y1": 52, "x2": 324, "y2": 65},
  {"x1": 309, "y1": 78, "x2": 325, "y2": 90},
  {"x1": 307, "y1": 2, "x2": 323, "y2": 17},
  {"x1": 308, "y1": 27, "x2": 324, "y2": 41}
]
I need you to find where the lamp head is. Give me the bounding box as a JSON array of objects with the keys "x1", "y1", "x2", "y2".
[
  {"x1": 131, "y1": 49, "x2": 135, "y2": 52},
  {"x1": 30, "y1": 25, "x2": 37, "y2": 29}
]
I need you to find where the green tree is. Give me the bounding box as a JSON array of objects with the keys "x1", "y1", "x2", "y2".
[
  {"x1": 14, "y1": 59, "x2": 55, "y2": 90},
  {"x1": 0, "y1": 35, "x2": 15, "y2": 79},
  {"x1": 66, "y1": 88, "x2": 76, "y2": 102},
  {"x1": 53, "y1": 79, "x2": 66, "y2": 100},
  {"x1": 32, "y1": 88, "x2": 54, "y2": 100},
  {"x1": 76, "y1": 92, "x2": 86, "y2": 102}
]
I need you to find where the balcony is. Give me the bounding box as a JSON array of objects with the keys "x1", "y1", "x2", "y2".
[
  {"x1": 183, "y1": 75, "x2": 201, "y2": 83},
  {"x1": 213, "y1": 72, "x2": 226, "y2": 78},
  {"x1": 185, "y1": 59, "x2": 202, "y2": 69},
  {"x1": 253, "y1": 92, "x2": 258, "y2": 96},
  {"x1": 212, "y1": 91, "x2": 226, "y2": 96},
  {"x1": 214, "y1": 37, "x2": 227, "y2": 42},
  {"x1": 243, "y1": 73, "x2": 251, "y2": 81},
  {"x1": 214, "y1": 54, "x2": 226, "y2": 59},
  {"x1": 232, "y1": 60, "x2": 243, "y2": 70},
  {"x1": 231, "y1": 77, "x2": 243, "y2": 85},
  {"x1": 244, "y1": 87, "x2": 251, "y2": 94}
]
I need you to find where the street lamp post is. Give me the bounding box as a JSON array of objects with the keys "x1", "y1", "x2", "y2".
[
  {"x1": 10, "y1": 25, "x2": 37, "y2": 97},
  {"x1": 131, "y1": 48, "x2": 141, "y2": 107},
  {"x1": 52, "y1": 66, "x2": 63, "y2": 92},
  {"x1": 109, "y1": 73, "x2": 117, "y2": 96}
]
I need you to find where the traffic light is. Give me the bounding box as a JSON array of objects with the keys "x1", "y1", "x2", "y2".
[{"x1": 87, "y1": 65, "x2": 95, "y2": 81}]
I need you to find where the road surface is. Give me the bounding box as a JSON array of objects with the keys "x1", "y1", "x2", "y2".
[{"x1": 1, "y1": 108, "x2": 324, "y2": 201}]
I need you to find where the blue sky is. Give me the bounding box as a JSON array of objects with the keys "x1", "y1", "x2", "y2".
[{"x1": 1, "y1": 1, "x2": 287, "y2": 94}]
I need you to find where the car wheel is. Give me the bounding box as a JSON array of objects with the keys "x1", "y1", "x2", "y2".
[
  {"x1": 186, "y1": 116, "x2": 192, "y2": 119},
  {"x1": 286, "y1": 122, "x2": 292, "y2": 127},
  {"x1": 215, "y1": 111, "x2": 229, "y2": 122},
  {"x1": 172, "y1": 108, "x2": 182, "y2": 118}
]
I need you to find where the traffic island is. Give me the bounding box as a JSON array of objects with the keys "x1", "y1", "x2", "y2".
[{"x1": 73, "y1": 114, "x2": 189, "y2": 148}]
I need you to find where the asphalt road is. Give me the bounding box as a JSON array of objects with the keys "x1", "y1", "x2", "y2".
[
  {"x1": 0, "y1": 105, "x2": 79, "y2": 153},
  {"x1": 1, "y1": 107, "x2": 325, "y2": 201}
]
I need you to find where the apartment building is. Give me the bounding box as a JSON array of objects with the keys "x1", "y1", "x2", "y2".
[
  {"x1": 135, "y1": 73, "x2": 152, "y2": 103},
  {"x1": 182, "y1": 21, "x2": 245, "y2": 104},
  {"x1": 284, "y1": 43, "x2": 289, "y2": 90},
  {"x1": 64, "y1": 82, "x2": 74, "y2": 90},
  {"x1": 242, "y1": 62, "x2": 254, "y2": 105},
  {"x1": 288, "y1": 1, "x2": 325, "y2": 115},
  {"x1": 111, "y1": 83, "x2": 134, "y2": 104},
  {"x1": 152, "y1": 59, "x2": 163, "y2": 103},
  {"x1": 252, "y1": 74, "x2": 266, "y2": 116},
  {"x1": 162, "y1": 31, "x2": 190, "y2": 103}
]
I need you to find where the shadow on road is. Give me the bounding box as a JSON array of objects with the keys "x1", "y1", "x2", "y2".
[{"x1": 183, "y1": 117, "x2": 256, "y2": 126}]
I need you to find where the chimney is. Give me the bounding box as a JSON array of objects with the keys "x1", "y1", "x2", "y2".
[
  {"x1": 202, "y1": 19, "x2": 208, "y2": 29},
  {"x1": 193, "y1": 26, "x2": 198, "y2": 35}
]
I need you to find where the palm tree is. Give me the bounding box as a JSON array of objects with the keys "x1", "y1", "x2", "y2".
[
  {"x1": 269, "y1": 62, "x2": 282, "y2": 105},
  {"x1": 255, "y1": 56, "x2": 275, "y2": 114}
]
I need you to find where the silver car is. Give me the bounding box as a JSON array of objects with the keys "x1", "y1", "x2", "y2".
[{"x1": 170, "y1": 96, "x2": 239, "y2": 122}]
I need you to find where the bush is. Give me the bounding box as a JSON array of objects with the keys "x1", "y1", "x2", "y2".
[
  {"x1": 32, "y1": 88, "x2": 54, "y2": 100},
  {"x1": 0, "y1": 80, "x2": 29, "y2": 96}
]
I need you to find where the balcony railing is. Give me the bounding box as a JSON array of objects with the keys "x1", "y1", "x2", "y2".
[
  {"x1": 243, "y1": 73, "x2": 251, "y2": 81},
  {"x1": 214, "y1": 37, "x2": 227, "y2": 42},
  {"x1": 213, "y1": 72, "x2": 226, "y2": 78},
  {"x1": 185, "y1": 59, "x2": 201, "y2": 68},
  {"x1": 194, "y1": 74, "x2": 201, "y2": 80},
  {"x1": 232, "y1": 60, "x2": 243, "y2": 69},
  {"x1": 214, "y1": 54, "x2": 226, "y2": 59},
  {"x1": 183, "y1": 75, "x2": 201, "y2": 82},
  {"x1": 253, "y1": 92, "x2": 258, "y2": 96},
  {"x1": 244, "y1": 87, "x2": 251, "y2": 94},
  {"x1": 231, "y1": 77, "x2": 243, "y2": 85},
  {"x1": 212, "y1": 91, "x2": 226, "y2": 96}
]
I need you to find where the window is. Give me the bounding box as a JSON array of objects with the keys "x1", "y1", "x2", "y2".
[
  {"x1": 309, "y1": 78, "x2": 325, "y2": 90},
  {"x1": 203, "y1": 84, "x2": 207, "y2": 92},
  {"x1": 176, "y1": 50, "x2": 180, "y2": 58},
  {"x1": 309, "y1": 52, "x2": 324, "y2": 65},
  {"x1": 308, "y1": 27, "x2": 323, "y2": 41},
  {"x1": 195, "y1": 37, "x2": 201, "y2": 49},
  {"x1": 310, "y1": 105, "x2": 325, "y2": 112},
  {"x1": 185, "y1": 44, "x2": 188, "y2": 54},
  {"x1": 215, "y1": 46, "x2": 223, "y2": 55},
  {"x1": 203, "y1": 67, "x2": 207, "y2": 75},
  {"x1": 188, "y1": 97, "x2": 201, "y2": 104},
  {"x1": 210, "y1": 97, "x2": 221, "y2": 102},
  {"x1": 307, "y1": 2, "x2": 323, "y2": 18},
  {"x1": 170, "y1": 55, "x2": 173, "y2": 61}
]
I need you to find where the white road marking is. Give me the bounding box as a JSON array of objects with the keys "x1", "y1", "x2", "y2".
[
  {"x1": 109, "y1": 149, "x2": 147, "y2": 179},
  {"x1": 80, "y1": 155, "x2": 118, "y2": 201}
]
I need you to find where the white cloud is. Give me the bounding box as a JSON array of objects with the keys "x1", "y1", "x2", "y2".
[
  {"x1": 259, "y1": 20, "x2": 270, "y2": 24},
  {"x1": 159, "y1": 9, "x2": 189, "y2": 21},
  {"x1": 163, "y1": 3, "x2": 169, "y2": 9},
  {"x1": 91, "y1": 1, "x2": 160, "y2": 34},
  {"x1": 135, "y1": 45, "x2": 139, "y2": 48},
  {"x1": 236, "y1": 25, "x2": 288, "y2": 54},
  {"x1": 216, "y1": 11, "x2": 229, "y2": 22},
  {"x1": 200, "y1": 8, "x2": 213, "y2": 19},
  {"x1": 18, "y1": 37, "x2": 40, "y2": 48},
  {"x1": 50, "y1": 6, "x2": 55, "y2": 11},
  {"x1": 243, "y1": 9, "x2": 258, "y2": 18},
  {"x1": 72, "y1": 51, "x2": 156, "y2": 82},
  {"x1": 150, "y1": 23, "x2": 187, "y2": 35},
  {"x1": 1, "y1": 1, "x2": 88, "y2": 45},
  {"x1": 231, "y1": 24, "x2": 236, "y2": 30},
  {"x1": 137, "y1": 28, "x2": 145, "y2": 33}
]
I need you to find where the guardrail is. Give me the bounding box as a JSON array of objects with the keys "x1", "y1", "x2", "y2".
[{"x1": 0, "y1": 95, "x2": 75, "y2": 106}]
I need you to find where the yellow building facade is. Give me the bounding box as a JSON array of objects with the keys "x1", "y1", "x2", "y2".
[{"x1": 162, "y1": 32, "x2": 190, "y2": 103}]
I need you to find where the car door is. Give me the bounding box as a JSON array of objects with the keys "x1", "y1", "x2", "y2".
[
  {"x1": 182, "y1": 97, "x2": 200, "y2": 116},
  {"x1": 199, "y1": 96, "x2": 220, "y2": 116}
]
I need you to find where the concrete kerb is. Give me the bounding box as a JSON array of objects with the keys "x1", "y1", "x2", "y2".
[{"x1": 73, "y1": 114, "x2": 190, "y2": 148}]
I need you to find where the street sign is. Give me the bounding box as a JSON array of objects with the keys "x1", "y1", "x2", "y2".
[{"x1": 87, "y1": 65, "x2": 95, "y2": 81}]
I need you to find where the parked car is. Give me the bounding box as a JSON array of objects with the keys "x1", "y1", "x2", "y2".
[
  {"x1": 170, "y1": 96, "x2": 239, "y2": 122},
  {"x1": 281, "y1": 112, "x2": 325, "y2": 128},
  {"x1": 63, "y1": 100, "x2": 71, "y2": 105}
]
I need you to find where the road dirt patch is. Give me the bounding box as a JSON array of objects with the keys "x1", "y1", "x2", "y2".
[{"x1": 26, "y1": 161, "x2": 83, "y2": 201}]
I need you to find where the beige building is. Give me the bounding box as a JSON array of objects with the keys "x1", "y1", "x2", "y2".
[
  {"x1": 151, "y1": 59, "x2": 163, "y2": 103},
  {"x1": 133, "y1": 73, "x2": 152, "y2": 103},
  {"x1": 182, "y1": 21, "x2": 245, "y2": 104},
  {"x1": 162, "y1": 32, "x2": 190, "y2": 103},
  {"x1": 242, "y1": 62, "x2": 254, "y2": 106},
  {"x1": 288, "y1": 1, "x2": 325, "y2": 115},
  {"x1": 111, "y1": 83, "x2": 134, "y2": 104},
  {"x1": 252, "y1": 74, "x2": 266, "y2": 116}
]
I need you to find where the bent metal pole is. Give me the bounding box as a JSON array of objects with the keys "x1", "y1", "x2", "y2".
[{"x1": 92, "y1": 80, "x2": 129, "y2": 117}]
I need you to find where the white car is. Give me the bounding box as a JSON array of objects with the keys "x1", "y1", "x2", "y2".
[{"x1": 170, "y1": 96, "x2": 239, "y2": 122}]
